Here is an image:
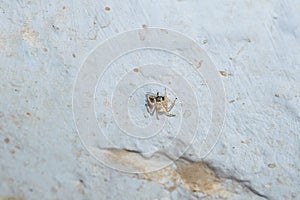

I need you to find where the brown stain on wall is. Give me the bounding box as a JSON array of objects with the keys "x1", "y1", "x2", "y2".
[
  {"x1": 99, "y1": 148, "x2": 224, "y2": 194},
  {"x1": 139, "y1": 165, "x2": 181, "y2": 192},
  {"x1": 139, "y1": 160, "x2": 224, "y2": 194},
  {"x1": 4, "y1": 138, "x2": 10, "y2": 143},
  {"x1": 175, "y1": 160, "x2": 222, "y2": 193},
  {"x1": 137, "y1": 159, "x2": 226, "y2": 195},
  {"x1": 96, "y1": 148, "x2": 148, "y2": 171},
  {"x1": 219, "y1": 71, "x2": 233, "y2": 77},
  {"x1": 99, "y1": 149, "x2": 267, "y2": 199},
  {"x1": 0, "y1": 196, "x2": 26, "y2": 200},
  {"x1": 196, "y1": 60, "x2": 203, "y2": 68}
]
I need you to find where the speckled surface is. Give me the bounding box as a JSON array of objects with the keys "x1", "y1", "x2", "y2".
[{"x1": 0, "y1": 0, "x2": 299, "y2": 199}]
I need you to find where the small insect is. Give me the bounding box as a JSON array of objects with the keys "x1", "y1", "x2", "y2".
[{"x1": 145, "y1": 88, "x2": 177, "y2": 120}]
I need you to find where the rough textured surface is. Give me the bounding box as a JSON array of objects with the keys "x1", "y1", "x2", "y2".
[{"x1": 0, "y1": 0, "x2": 299, "y2": 199}]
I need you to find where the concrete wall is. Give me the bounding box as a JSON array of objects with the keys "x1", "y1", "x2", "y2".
[{"x1": 0, "y1": 0, "x2": 299, "y2": 199}]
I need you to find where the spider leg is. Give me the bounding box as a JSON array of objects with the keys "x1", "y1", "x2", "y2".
[
  {"x1": 167, "y1": 98, "x2": 177, "y2": 112},
  {"x1": 164, "y1": 88, "x2": 167, "y2": 96},
  {"x1": 165, "y1": 112, "x2": 176, "y2": 117},
  {"x1": 145, "y1": 104, "x2": 156, "y2": 116},
  {"x1": 156, "y1": 109, "x2": 160, "y2": 120}
]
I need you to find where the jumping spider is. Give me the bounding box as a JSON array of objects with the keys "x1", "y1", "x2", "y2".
[{"x1": 145, "y1": 88, "x2": 177, "y2": 120}]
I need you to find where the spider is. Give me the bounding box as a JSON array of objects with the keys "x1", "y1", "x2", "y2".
[{"x1": 145, "y1": 88, "x2": 177, "y2": 120}]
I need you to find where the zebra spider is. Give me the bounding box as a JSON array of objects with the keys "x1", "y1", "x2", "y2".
[{"x1": 145, "y1": 88, "x2": 177, "y2": 120}]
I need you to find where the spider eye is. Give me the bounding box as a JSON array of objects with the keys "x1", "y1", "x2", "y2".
[
  {"x1": 149, "y1": 97, "x2": 155, "y2": 102},
  {"x1": 162, "y1": 97, "x2": 165, "y2": 100}
]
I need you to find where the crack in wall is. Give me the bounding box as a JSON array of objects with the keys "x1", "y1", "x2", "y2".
[{"x1": 97, "y1": 147, "x2": 270, "y2": 199}]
